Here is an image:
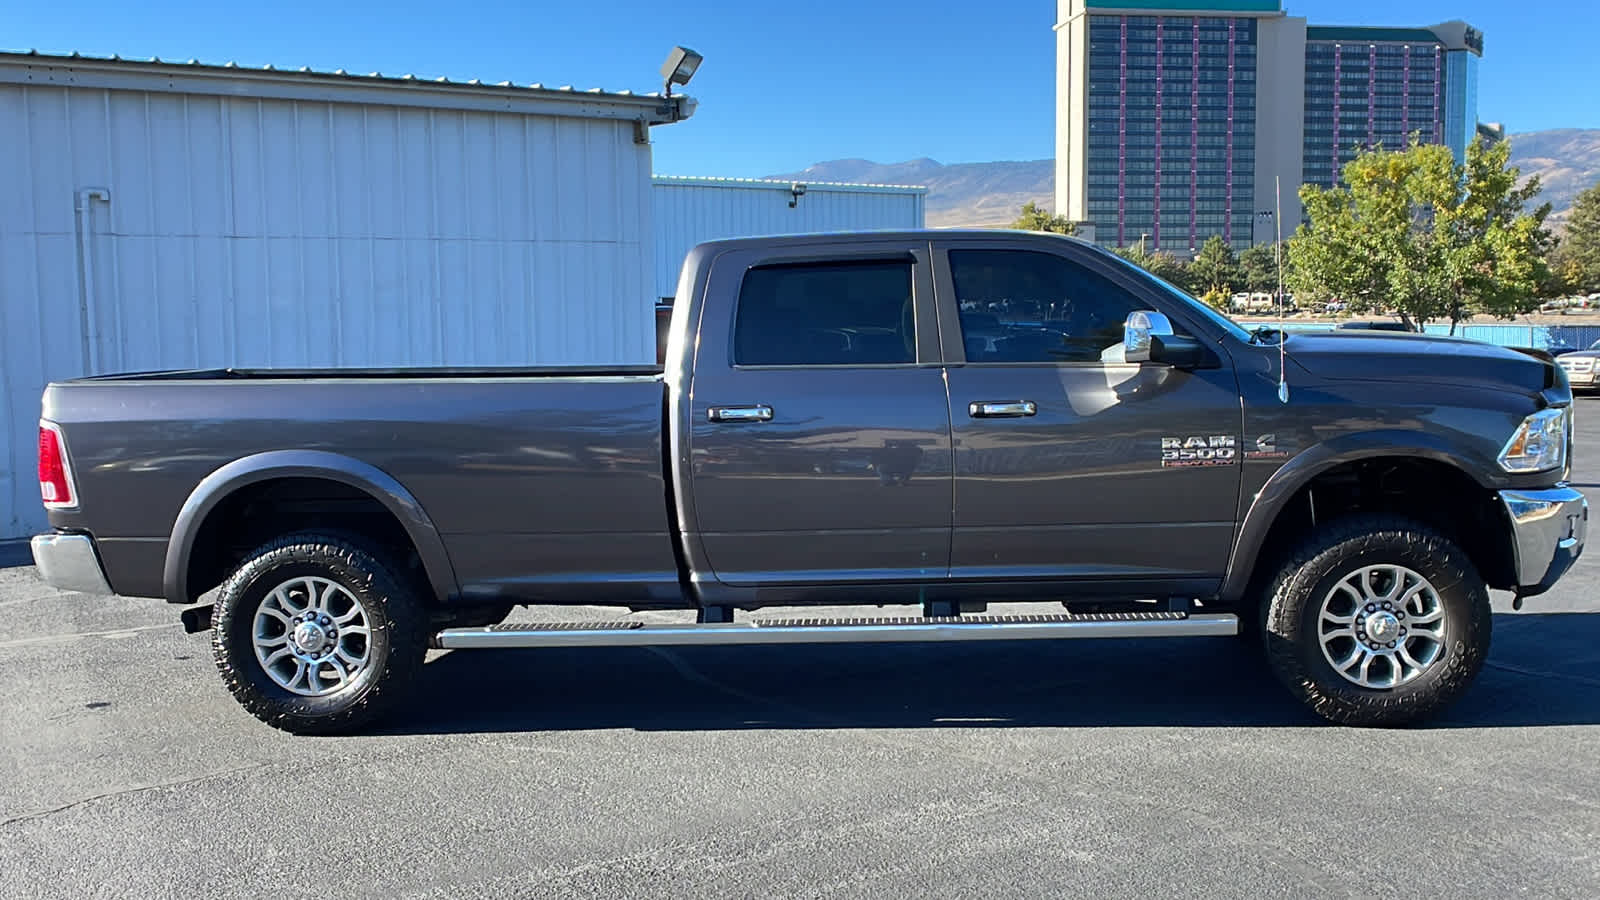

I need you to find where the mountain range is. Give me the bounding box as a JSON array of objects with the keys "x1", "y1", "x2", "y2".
[{"x1": 766, "y1": 128, "x2": 1600, "y2": 231}]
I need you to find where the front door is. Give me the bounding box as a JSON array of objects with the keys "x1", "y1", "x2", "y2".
[
  {"x1": 686, "y1": 242, "x2": 953, "y2": 586},
  {"x1": 936, "y1": 242, "x2": 1243, "y2": 590}
]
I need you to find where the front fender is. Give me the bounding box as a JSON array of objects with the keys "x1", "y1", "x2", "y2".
[
  {"x1": 1219, "y1": 430, "x2": 1500, "y2": 603},
  {"x1": 162, "y1": 450, "x2": 459, "y2": 605}
]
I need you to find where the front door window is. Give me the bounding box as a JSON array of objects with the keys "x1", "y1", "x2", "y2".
[{"x1": 948, "y1": 249, "x2": 1149, "y2": 365}]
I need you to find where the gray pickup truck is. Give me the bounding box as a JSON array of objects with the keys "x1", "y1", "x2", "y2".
[{"x1": 31, "y1": 230, "x2": 1588, "y2": 734}]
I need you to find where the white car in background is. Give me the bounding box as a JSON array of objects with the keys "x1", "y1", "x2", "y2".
[{"x1": 1556, "y1": 341, "x2": 1600, "y2": 390}]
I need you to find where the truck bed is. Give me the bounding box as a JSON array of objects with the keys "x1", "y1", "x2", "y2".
[
  {"x1": 67, "y1": 364, "x2": 666, "y2": 381},
  {"x1": 42, "y1": 369, "x2": 679, "y2": 605}
]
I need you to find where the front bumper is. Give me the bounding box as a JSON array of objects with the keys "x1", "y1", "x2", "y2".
[
  {"x1": 30, "y1": 533, "x2": 115, "y2": 595},
  {"x1": 1558, "y1": 365, "x2": 1596, "y2": 386},
  {"x1": 1499, "y1": 486, "x2": 1588, "y2": 596}
]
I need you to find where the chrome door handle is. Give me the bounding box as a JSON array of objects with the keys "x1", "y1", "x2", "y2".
[
  {"x1": 708, "y1": 405, "x2": 774, "y2": 423},
  {"x1": 968, "y1": 401, "x2": 1037, "y2": 418}
]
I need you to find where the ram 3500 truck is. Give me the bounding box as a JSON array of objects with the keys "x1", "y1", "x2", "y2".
[{"x1": 31, "y1": 230, "x2": 1588, "y2": 734}]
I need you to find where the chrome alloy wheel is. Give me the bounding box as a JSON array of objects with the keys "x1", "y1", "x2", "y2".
[
  {"x1": 252, "y1": 576, "x2": 373, "y2": 697},
  {"x1": 1317, "y1": 565, "x2": 1447, "y2": 690}
]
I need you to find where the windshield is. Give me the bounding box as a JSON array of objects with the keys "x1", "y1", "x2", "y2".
[{"x1": 1089, "y1": 245, "x2": 1256, "y2": 342}]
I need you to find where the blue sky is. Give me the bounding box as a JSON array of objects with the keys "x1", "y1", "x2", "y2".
[{"x1": 11, "y1": 1, "x2": 1597, "y2": 178}]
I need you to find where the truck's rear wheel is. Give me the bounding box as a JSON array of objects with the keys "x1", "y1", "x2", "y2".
[
  {"x1": 1260, "y1": 514, "x2": 1491, "y2": 727},
  {"x1": 211, "y1": 531, "x2": 427, "y2": 735}
]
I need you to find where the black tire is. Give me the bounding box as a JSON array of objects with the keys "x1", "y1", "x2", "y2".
[
  {"x1": 211, "y1": 531, "x2": 428, "y2": 736},
  {"x1": 1260, "y1": 514, "x2": 1491, "y2": 727}
]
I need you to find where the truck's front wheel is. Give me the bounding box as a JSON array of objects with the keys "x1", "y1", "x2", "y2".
[
  {"x1": 1260, "y1": 514, "x2": 1491, "y2": 727},
  {"x1": 210, "y1": 532, "x2": 428, "y2": 735}
]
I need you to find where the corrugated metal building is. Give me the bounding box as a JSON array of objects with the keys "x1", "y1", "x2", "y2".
[
  {"x1": 651, "y1": 176, "x2": 927, "y2": 301},
  {"x1": 0, "y1": 50, "x2": 695, "y2": 539}
]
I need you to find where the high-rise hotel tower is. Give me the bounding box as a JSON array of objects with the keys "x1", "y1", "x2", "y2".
[{"x1": 1054, "y1": 1, "x2": 1485, "y2": 252}]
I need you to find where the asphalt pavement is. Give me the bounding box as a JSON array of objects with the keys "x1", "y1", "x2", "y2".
[{"x1": 3, "y1": 403, "x2": 1599, "y2": 899}]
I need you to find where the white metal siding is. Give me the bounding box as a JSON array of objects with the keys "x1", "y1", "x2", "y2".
[
  {"x1": 1, "y1": 83, "x2": 656, "y2": 539},
  {"x1": 652, "y1": 179, "x2": 926, "y2": 300}
]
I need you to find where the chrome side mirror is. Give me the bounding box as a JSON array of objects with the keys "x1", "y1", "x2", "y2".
[
  {"x1": 1123, "y1": 310, "x2": 1208, "y2": 368},
  {"x1": 1123, "y1": 311, "x2": 1175, "y2": 363}
]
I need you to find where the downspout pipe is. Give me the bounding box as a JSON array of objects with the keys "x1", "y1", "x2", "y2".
[{"x1": 73, "y1": 188, "x2": 110, "y2": 374}]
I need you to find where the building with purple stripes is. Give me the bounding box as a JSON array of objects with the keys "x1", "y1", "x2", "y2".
[
  {"x1": 1301, "y1": 21, "x2": 1483, "y2": 193},
  {"x1": 1054, "y1": 2, "x2": 1485, "y2": 254}
]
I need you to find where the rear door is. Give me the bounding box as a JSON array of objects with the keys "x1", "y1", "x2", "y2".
[
  {"x1": 685, "y1": 241, "x2": 953, "y2": 586},
  {"x1": 934, "y1": 239, "x2": 1243, "y2": 590}
]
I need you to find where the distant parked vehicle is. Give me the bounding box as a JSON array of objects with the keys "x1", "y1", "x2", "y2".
[
  {"x1": 1539, "y1": 296, "x2": 1594, "y2": 313},
  {"x1": 1230, "y1": 292, "x2": 1279, "y2": 312},
  {"x1": 1556, "y1": 340, "x2": 1600, "y2": 391}
]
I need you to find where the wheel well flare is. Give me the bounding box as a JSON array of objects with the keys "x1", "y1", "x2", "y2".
[
  {"x1": 182, "y1": 477, "x2": 427, "y2": 604},
  {"x1": 1241, "y1": 456, "x2": 1516, "y2": 602}
]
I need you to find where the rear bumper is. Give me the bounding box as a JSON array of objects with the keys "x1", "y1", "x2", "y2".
[
  {"x1": 30, "y1": 533, "x2": 115, "y2": 596},
  {"x1": 1499, "y1": 486, "x2": 1588, "y2": 596}
]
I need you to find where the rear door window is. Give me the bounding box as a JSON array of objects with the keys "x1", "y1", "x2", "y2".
[{"x1": 733, "y1": 260, "x2": 916, "y2": 366}]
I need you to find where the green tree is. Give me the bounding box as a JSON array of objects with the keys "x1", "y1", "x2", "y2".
[
  {"x1": 1543, "y1": 248, "x2": 1587, "y2": 298},
  {"x1": 1552, "y1": 181, "x2": 1600, "y2": 294},
  {"x1": 1288, "y1": 136, "x2": 1551, "y2": 331},
  {"x1": 1011, "y1": 201, "x2": 1077, "y2": 236},
  {"x1": 1435, "y1": 136, "x2": 1552, "y2": 324},
  {"x1": 1114, "y1": 243, "x2": 1193, "y2": 291},
  {"x1": 1199, "y1": 287, "x2": 1231, "y2": 312},
  {"x1": 1189, "y1": 234, "x2": 1244, "y2": 297},
  {"x1": 1239, "y1": 241, "x2": 1291, "y2": 295}
]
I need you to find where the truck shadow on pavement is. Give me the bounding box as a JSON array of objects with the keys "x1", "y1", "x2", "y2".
[{"x1": 381, "y1": 611, "x2": 1600, "y2": 734}]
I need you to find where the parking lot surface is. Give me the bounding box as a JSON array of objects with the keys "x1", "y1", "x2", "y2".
[{"x1": 3, "y1": 403, "x2": 1599, "y2": 899}]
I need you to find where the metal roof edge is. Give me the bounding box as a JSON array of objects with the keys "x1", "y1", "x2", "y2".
[
  {"x1": 651, "y1": 174, "x2": 929, "y2": 194},
  {"x1": 0, "y1": 49, "x2": 693, "y2": 125}
]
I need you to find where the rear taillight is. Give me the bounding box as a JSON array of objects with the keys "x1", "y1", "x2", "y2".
[{"x1": 38, "y1": 421, "x2": 77, "y2": 509}]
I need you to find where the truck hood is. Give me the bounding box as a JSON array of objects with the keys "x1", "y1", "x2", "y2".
[{"x1": 1282, "y1": 330, "x2": 1555, "y2": 395}]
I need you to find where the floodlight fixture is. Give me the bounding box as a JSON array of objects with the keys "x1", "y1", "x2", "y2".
[{"x1": 660, "y1": 46, "x2": 703, "y2": 97}]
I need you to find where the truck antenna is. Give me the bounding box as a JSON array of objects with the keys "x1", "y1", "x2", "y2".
[{"x1": 1276, "y1": 175, "x2": 1289, "y2": 404}]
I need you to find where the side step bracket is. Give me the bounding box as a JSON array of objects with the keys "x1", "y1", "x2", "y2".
[{"x1": 435, "y1": 611, "x2": 1238, "y2": 650}]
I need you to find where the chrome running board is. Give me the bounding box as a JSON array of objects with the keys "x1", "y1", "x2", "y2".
[{"x1": 434, "y1": 611, "x2": 1239, "y2": 649}]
